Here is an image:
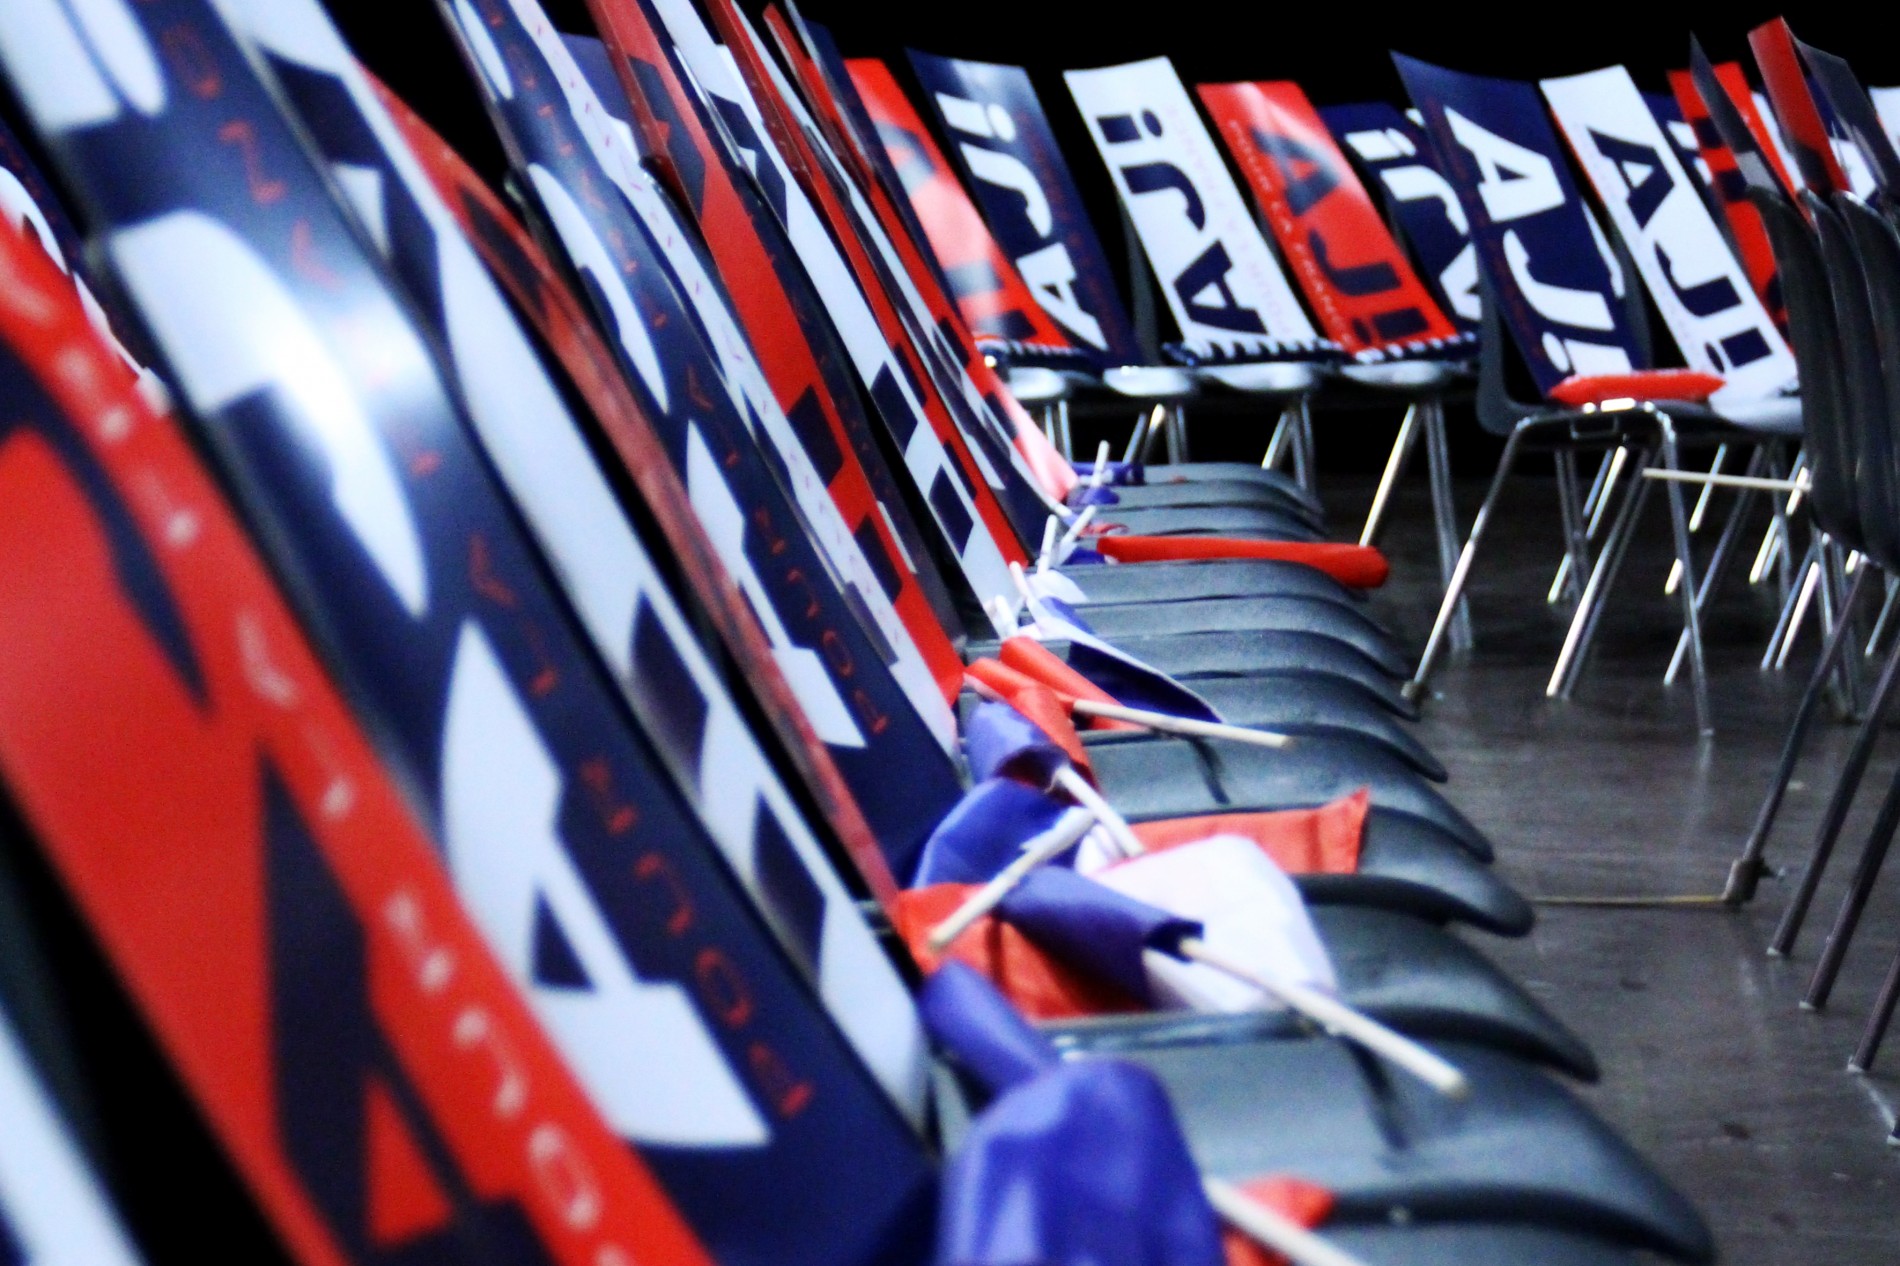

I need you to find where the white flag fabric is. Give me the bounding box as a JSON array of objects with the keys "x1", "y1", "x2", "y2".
[{"x1": 1088, "y1": 835, "x2": 1338, "y2": 1013}]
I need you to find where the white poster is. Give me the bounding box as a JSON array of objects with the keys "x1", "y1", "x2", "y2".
[
  {"x1": 1543, "y1": 66, "x2": 1796, "y2": 405},
  {"x1": 1064, "y1": 57, "x2": 1318, "y2": 354}
]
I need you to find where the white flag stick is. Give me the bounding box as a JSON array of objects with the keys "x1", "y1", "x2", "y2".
[
  {"x1": 1070, "y1": 699, "x2": 1293, "y2": 749},
  {"x1": 1051, "y1": 766, "x2": 1145, "y2": 860},
  {"x1": 1054, "y1": 504, "x2": 1096, "y2": 562},
  {"x1": 1177, "y1": 937, "x2": 1469, "y2": 1099},
  {"x1": 1035, "y1": 516, "x2": 1061, "y2": 573},
  {"x1": 925, "y1": 810, "x2": 1098, "y2": 953},
  {"x1": 1009, "y1": 560, "x2": 1050, "y2": 626},
  {"x1": 1087, "y1": 439, "x2": 1112, "y2": 488},
  {"x1": 1203, "y1": 1177, "x2": 1371, "y2": 1266}
]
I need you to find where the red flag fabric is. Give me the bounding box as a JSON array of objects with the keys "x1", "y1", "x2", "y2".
[
  {"x1": 1220, "y1": 1176, "x2": 1338, "y2": 1266},
  {"x1": 994, "y1": 639, "x2": 1144, "y2": 730},
  {"x1": 1092, "y1": 536, "x2": 1389, "y2": 588},
  {"x1": 1130, "y1": 791, "x2": 1369, "y2": 876},
  {"x1": 894, "y1": 885, "x2": 1144, "y2": 1019}
]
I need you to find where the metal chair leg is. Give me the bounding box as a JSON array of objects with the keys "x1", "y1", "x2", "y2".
[
  {"x1": 1409, "y1": 423, "x2": 1526, "y2": 699},
  {"x1": 1805, "y1": 759, "x2": 1900, "y2": 1009},
  {"x1": 1769, "y1": 635, "x2": 1900, "y2": 957},
  {"x1": 1549, "y1": 449, "x2": 1653, "y2": 700},
  {"x1": 1123, "y1": 408, "x2": 1152, "y2": 463},
  {"x1": 1289, "y1": 395, "x2": 1316, "y2": 493},
  {"x1": 1850, "y1": 942, "x2": 1900, "y2": 1072},
  {"x1": 1054, "y1": 399, "x2": 1073, "y2": 461},
  {"x1": 1763, "y1": 536, "x2": 1822, "y2": 670},
  {"x1": 1657, "y1": 420, "x2": 1712, "y2": 735},
  {"x1": 1724, "y1": 563, "x2": 1873, "y2": 904},
  {"x1": 1164, "y1": 403, "x2": 1189, "y2": 463},
  {"x1": 1665, "y1": 452, "x2": 1764, "y2": 684},
  {"x1": 1548, "y1": 449, "x2": 1590, "y2": 606},
  {"x1": 1868, "y1": 574, "x2": 1900, "y2": 658},
  {"x1": 1689, "y1": 443, "x2": 1728, "y2": 534},
  {"x1": 1551, "y1": 445, "x2": 1630, "y2": 608},
  {"x1": 1422, "y1": 399, "x2": 1471, "y2": 651},
  {"x1": 1825, "y1": 542, "x2": 1867, "y2": 717},
  {"x1": 1359, "y1": 403, "x2": 1422, "y2": 547}
]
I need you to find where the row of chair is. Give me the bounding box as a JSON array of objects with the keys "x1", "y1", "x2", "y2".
[{"x1": 0, "y1": 0, "x2": 1862, "y2": 1263}]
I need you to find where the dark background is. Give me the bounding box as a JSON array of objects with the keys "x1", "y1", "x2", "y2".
[{"x1": 333, "y1": 0, "x2": 1890, "y2": 472}]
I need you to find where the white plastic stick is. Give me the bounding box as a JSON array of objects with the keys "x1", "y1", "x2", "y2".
[
  {"x1": 925, "y1": 811, "x2": 1097, "y2": 952},
  {"x1": 1051, "y1": 766, "x2": 1145, "y2": 860},
  {"x1": 1054, "y1": 504, "x2": 1097, "y2": 563},
  {"x1": 1008, "y1": 561, "x2": 1050, "y2": 626},
  {"x1": 1640, "y1": 468, "x2": 1809, "y2": 493},
  {"x1": 1071, "y1": 699, "x2": 1293, "y2": 749},
  {"x1": 1178, "y1": 937, "x2": 1469, "y2": 1099},
  {"x1": 1087, "y1": 439, "x2": 1112, "y2": 488},
  {"x1": 1036, "y1": 516, "x2": 1061, "y2": 573},
  {"x1": 1203, "y1": 1177, "x2": 1371, "y2": 1266}
]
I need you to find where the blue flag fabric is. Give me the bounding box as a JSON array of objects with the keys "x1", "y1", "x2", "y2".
[
  {"x1": 996, "y1": 868, "x2": 1201, "y2": 1001},
  {"x1": 1065, "y1": 639, "x2": 1223, "y2": 722},
  {"x1": 1393, "y1": 55, "x2": 1644, "y2": 393},
  {"x1": 965, "y1": 701, "x2": 1073, "y2": 784},
  {"x1": 936, "y1": 1058, "x2": 1226, "y2": 1266},
  {"x1": 917, "y1": 963, "x2": 1061, "y2": 1095},
  {"x1": 912, "y1": 778, "x2": 1077, "y2": 886},
  {"x1": 1068, "y1": 460, "x2": 1147, "y2": 486}
]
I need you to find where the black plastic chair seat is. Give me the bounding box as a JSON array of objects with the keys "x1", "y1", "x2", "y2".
[
  {"x1": 1090, "y1": 734, "x2": 1492, "y2": 861},
  {"x1": 1096, "y1": 502, "x2": 1327, "y2": 541},
  {"x1": 1055, "y1": 557, "x2": 1359, "y2": 606},
  {"x1": 1321, "y1": 1222, "x2": 1640, "y2": 1266},
  {"x1": 1098, "y1": 478, "x2": 1326, "y2": 523},
  {"x1": 1085, "y1": 674, "x2": 1442, "y2": 780},
  {"x1": 1047, "y1": 903, "x2": 1594, "y2": 1079},
  {"x1": 1071, "y1": 595, "x2": 1405, "y2": 677},
  {"x1": 1082, "y1": 629, "x2": 1416, "y2": 717},
  {"x1": 1107, "y1": 1037, "x2": 1712, "y2": 1261}
]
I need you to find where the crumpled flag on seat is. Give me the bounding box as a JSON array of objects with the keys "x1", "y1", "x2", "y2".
[{"x1": 1092, "y1": 535, "x2": 1390, "y2": 587}]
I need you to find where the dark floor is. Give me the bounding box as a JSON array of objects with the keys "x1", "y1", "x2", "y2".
[{"x1": 1332, "y1": 468, "x2": 1900, "y2": 1265}]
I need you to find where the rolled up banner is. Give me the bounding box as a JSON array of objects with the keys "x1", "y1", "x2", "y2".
[
  {"x1": 909, "y1": 51, "x2": 1147, "y2": 364},
  {"x1": 1541, "y1": 66, "x2": 1795, "y2": 404},
  {"x1": 1064, "y1": 57, "x2": 1322, "y2": 356},
  {"x1": 1321, "y1": 101, "x2": 1482, "y2": 331},
  {"x1": 1198, "y1": 80, "x2": 1462, "y2": 356},
  {"x1": 0, "y1": 4, "x2": 939, "y2": 1264},
  {"x1": 1395, "y1": 55, "x2": 1642, "y2": 394}
]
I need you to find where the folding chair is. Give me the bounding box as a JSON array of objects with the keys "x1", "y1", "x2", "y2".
[
  {"x1": 908, "y1": 49, "x2": 1335, "y2": 491},
  {"x1": 1398, "y1": 56, "x2": 1802, "y2": 735}
]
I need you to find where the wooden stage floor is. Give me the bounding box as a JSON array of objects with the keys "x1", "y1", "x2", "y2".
[{"x1": 1344, "y1": 471, "x2": 1900, "y2": 1264}]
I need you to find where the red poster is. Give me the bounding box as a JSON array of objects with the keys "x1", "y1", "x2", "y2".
[
  {"x1": 1668, "y1": 67, "x2": 1788, "y2": 329},
  {"x1": 0, "y1": 223, "x2": 708, "y2": 1266},
  {"x1": 847, "y1": 58, "x2": 1075, "y2": 351},
  {"x1": 1197, "y1": 80, "x2": 1459, "y2": 354},
  {"x1": 1750, "y1": 17, "x2": 1850, "y2": 194}
]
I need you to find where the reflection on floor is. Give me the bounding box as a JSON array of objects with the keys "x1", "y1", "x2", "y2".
[{"x1": 1350, "y1": 472, "x2": 1900, "y2": 1265}]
